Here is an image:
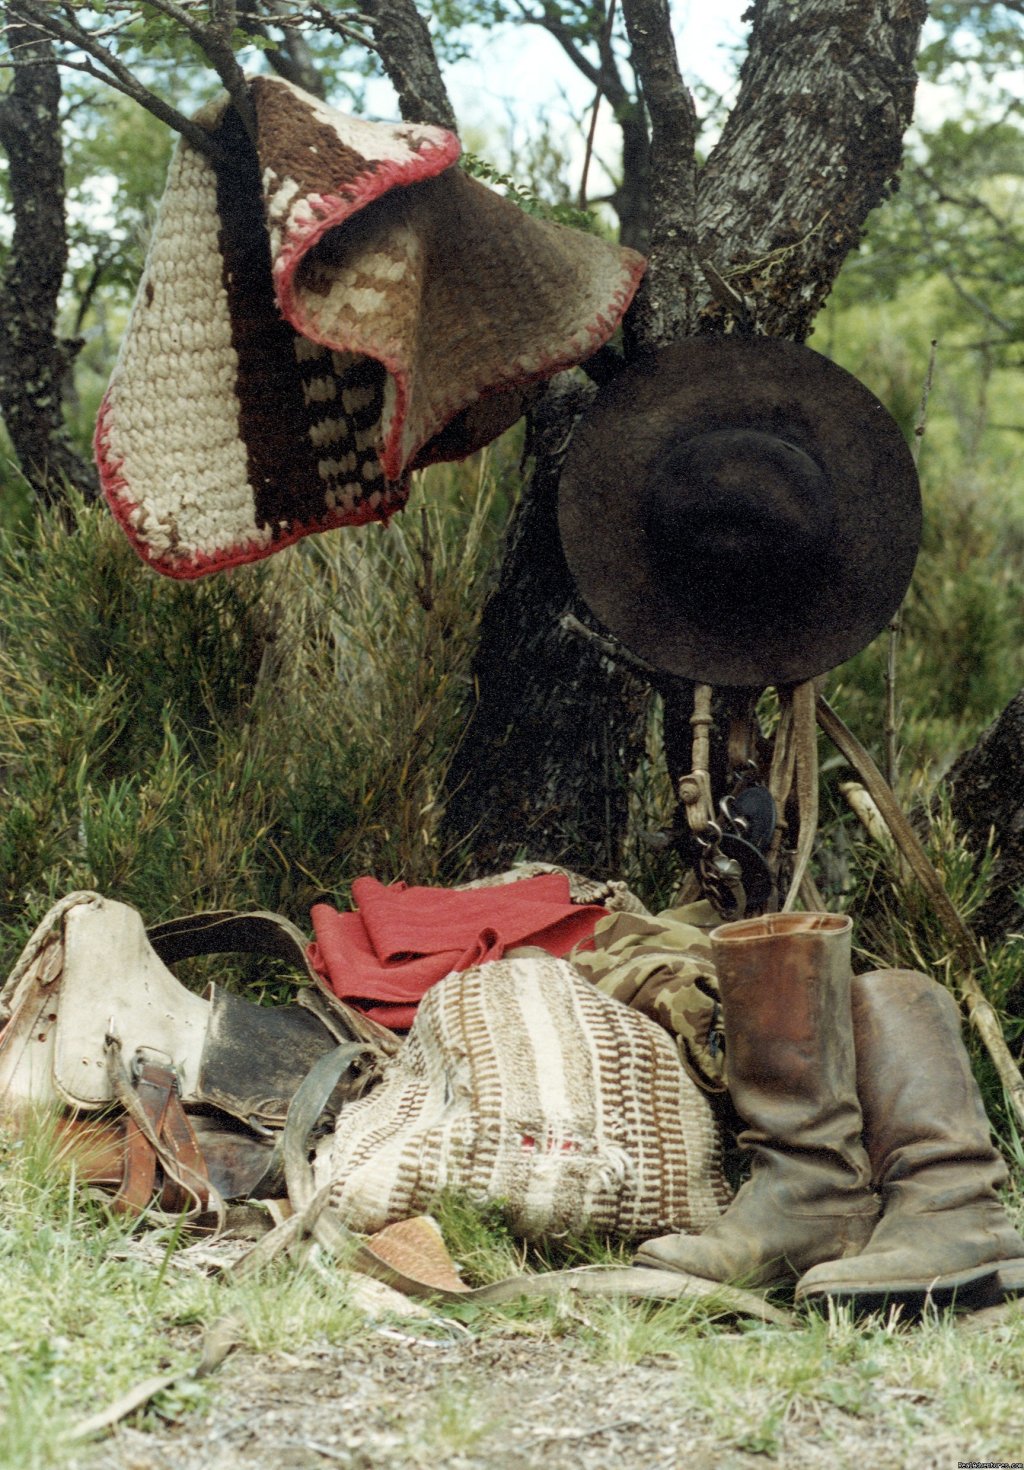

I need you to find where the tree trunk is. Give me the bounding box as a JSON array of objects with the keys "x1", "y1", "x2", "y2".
[
  {"x1": 694, "y1": 0, "x2": 927, "y2": 341},
  {"x1": 0, "y1": 11, "x2": 98, "y2": 509},
  {"x1": 945, "y1": 690, "x2": 1024, "y2": 950},
  {"x1": 443, "y1": 0, "x2": 928, "y2": 874},
  {"x1": 442, "y1": 379, "x2": 650, "y2": 875}
]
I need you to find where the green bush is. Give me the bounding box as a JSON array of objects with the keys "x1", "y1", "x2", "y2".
[{"x1": 0, "y1": 458, "x2": 508, "y2": 976}]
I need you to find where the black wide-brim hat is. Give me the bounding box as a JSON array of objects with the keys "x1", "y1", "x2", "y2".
[{"x1": 558, "y1": 337, "x2": 922, "y2": 688}]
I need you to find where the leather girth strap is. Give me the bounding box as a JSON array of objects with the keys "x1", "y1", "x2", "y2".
[{"x1": 105, "y1": 1037, "x2": 213, "y2": 1219}]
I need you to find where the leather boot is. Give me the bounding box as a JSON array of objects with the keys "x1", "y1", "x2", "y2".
[
  {"x1": 796, "y1": 969, "x2": 1024, "y2": 1312},
  {"x1": 634, "y1": 913, "x2": 878, "y2": 1289}
]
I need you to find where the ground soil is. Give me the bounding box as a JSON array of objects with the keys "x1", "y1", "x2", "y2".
[{"x1": 83, "y1": 1325, "x2": 975, "y2": 1470}]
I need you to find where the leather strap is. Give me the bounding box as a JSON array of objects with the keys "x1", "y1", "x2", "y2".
[
  {"x1": 147, "y1": 910, "x2": 315, "y2": 970},
  {"x1": 105, "y1": 1037, "x2": 217, "y2": 1221},
  {"x1": 157, "y1": 1085, "x2": 209, "y2": 1215},
  {"x1": 112, "y1": 1054, "x2": 172, "y2": 1214}
]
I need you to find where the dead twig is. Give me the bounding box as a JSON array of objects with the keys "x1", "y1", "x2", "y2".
[
  {"x1": 816, "y1": 694, "x2": 1024, "y2": 1131},
  {"x1": 578, "y1": 0, "x2": 617, "y2": 209},
  {"x1": 885, "y1": 337, "x2": 937, "y2": 788}
]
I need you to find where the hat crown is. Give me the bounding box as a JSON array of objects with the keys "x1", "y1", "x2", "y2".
[
  {"x1": 644, "y1": 428, "x2": 835, "y2": 584},
  {"x1": 557, "y1": 337, "x2": 923, "y2": 687}
]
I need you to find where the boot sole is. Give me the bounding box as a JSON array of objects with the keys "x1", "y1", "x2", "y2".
[
  {"x1": 796, "y1": 1261, "x2": 1003, "y2": 1316},
  {"x1": 632, "y1": 1248, "x2": 794, "y2": 1293},
  {"x1": 995, "y1": 1259, "x2": 1024, "y2": 1298}
]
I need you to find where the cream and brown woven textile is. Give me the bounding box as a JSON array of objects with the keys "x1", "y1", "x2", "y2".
[
  {"x1": 95, "y1": 76, "x2": 645, "y2": 579},
  {"x1": 314, "y1": 955, "x2": 730, "y2": 1242},
  {"x1": 458, "y1": 861, "x2": 652, "y2": 915}
]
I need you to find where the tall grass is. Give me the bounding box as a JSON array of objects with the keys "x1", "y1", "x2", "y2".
[{"x1": 0, "y1": 454, "x2": 509, "y2": 977}]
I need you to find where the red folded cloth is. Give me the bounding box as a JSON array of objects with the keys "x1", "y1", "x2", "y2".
[{"x1": 309, "y1": 873, "x2": 607, "y2": 1028}]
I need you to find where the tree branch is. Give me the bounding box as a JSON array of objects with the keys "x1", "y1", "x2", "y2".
[
  {"x1": 300, "y1": 3, "x2": 380, "y2": 58},
  {"x1": 917, "y1": 163, "x2": 1021, "y2": 251},
  {"x1": 8, "y1": 1, "x2": 226, "y2": 158},
  {"x1": 509, "y1": 0, "x2": 602, "y2": 91},
  {"x1": 356, "y1": 0, "x2": 456, "y2": 131},
  {"x1": 619, "y1": 0, "x2": 698, "y2": 347},
  {"x1": 135, "y1": 0, "x2": 257, "y2": 141},
  {"x1": 239, "y1": 0, "x2": 327, "y2": 96},
  {"x1": 910, "y1": 187, "x2": 1017, "y2": 336}
]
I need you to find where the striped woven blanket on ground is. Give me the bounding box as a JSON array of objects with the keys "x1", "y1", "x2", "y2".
[{"x1": 315, "y1": 954, "x2": 731, "y2": 1243}]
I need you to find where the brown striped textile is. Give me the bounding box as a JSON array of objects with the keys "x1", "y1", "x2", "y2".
[
  {"x1": 316, "y1": 955, "x2": 731, "y2": 1243},
  {"x1": 461, "y1": 867, "x2": 725, "y2": 1092},
  {"x1": 95, "y1": 76, "x2": 645, "y2": 580}
]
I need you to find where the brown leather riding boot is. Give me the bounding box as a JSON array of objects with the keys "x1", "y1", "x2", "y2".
[
  {"x1": 796, "y1": 969, "x2": 1024, "y2": 1312},
  {"x1": 634, "y1": 913, "x2": 878, "y2": 1289}
]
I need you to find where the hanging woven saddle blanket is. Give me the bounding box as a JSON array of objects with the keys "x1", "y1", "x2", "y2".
[{"x1": 94, "y1": 76, "x2": 646, "y2": 579}]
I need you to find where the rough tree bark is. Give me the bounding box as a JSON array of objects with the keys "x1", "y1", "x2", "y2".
[
  {"x1": 694, "y1": 0, "x2": 925, "y2": 341},
  {"x1": 363, "y1": 0, "x2": 459, "y2": 133},
  {"x1": 442, "y1": 0, "x2": 928, "y2": 875},
  {"x1": 945, "y1": 690, "x2": 1024, "y2": 950},
  {"x1": 0, "y1": 8, "x2": 97, "y2": 509},
  {"x1": 442, "y1": 381, "x2": 654, "y2": 873}
]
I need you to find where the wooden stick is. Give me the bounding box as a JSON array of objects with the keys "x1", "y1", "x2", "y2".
[
  {"x1": 817, "y1": 694, "x2": 1024, "y2": 1130},
  {"x1": 782, "y1": 680, "x2": 819, "y2": 911},
  {"x1": 578, "y1": 0, "x2": 617, "y2": 209},
  {"x1": 885, "y1": 338, "x2": 937, "y2": 787}
]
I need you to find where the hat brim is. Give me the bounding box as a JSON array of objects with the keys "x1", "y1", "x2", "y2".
[{"x1": 558, "y1": 337, "x2": 922, "y2": 687}]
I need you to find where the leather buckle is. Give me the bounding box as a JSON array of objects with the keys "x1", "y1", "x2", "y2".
[{"x1": 130, "y1": 1045, "x2": 181, "y2": 1093}]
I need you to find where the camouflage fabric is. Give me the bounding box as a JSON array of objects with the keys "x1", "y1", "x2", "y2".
[{"x1": 571, "y1": 902, "x2": 726, "y2": 1094}]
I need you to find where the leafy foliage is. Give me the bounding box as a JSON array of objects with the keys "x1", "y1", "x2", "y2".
[
  {"x1": 462, "y1": 150, "x2": 596, "y2": 229},
  {"x1": 829, "y1": 2, "x2": 1024, "y2": 366},
  {"x1": 919, "y1": 2, "x2": 1024, "y2": 86}
]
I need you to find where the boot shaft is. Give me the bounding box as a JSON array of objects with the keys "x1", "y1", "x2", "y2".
[
  {"x1": 709, "y1": 912, "x2": 870, "y2": 1192},
  {"x1": 852, "y1": 969, "x2": 1009, "y2": 1207},
  {"x1": 711, "y1": 913, "x2": 859, "y2": 1124}
]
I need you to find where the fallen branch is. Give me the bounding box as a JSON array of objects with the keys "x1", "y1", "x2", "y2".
[
  {"x1": 817, "y1": 694, "x2": 1024, "y2": 1130},
  {"x1": 886, "y1": 337, "x2": 937, "y2": 787},
  {"x1": 64, "y1": 1314, "x2": 240, "y2": 1443}
]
